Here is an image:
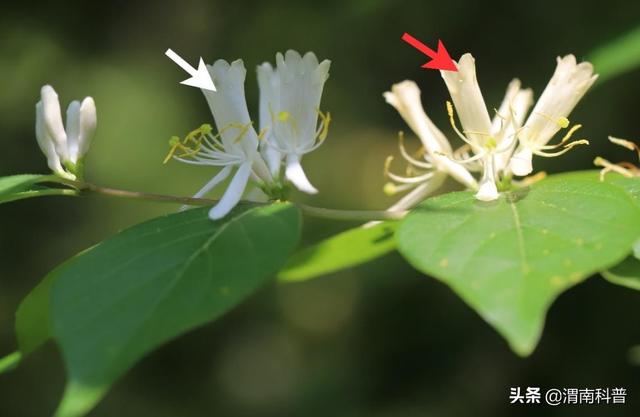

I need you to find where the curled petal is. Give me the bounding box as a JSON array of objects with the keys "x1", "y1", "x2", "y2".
[
  {"x1": 384, "y1": 80, "x2": 451, "y2": 154},
  {"x1": 180, "y1": 165, "x2": 233, "y2": 212},
  {"x1": 510, "y1": 147, "x2": 533, "y2": 176},
  {"x1": 209, "y1": 161, "x2": 253, "y2": 220},
  {"x1": 285, "y1": 153, "x2": 318, "y2": 194}
]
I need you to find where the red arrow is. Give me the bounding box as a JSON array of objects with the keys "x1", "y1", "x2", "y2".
[{"x1": 401, "y1": 33, "x2": 457, "y2": 72}]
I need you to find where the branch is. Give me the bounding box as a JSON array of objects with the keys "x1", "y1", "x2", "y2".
[{"x1": 47, "y1": 178, "x2": 405, "y2": 221}]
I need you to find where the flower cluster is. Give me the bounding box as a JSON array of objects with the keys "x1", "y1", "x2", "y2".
[
  {"x1": 31, "y1": 50, "x2": 602, "y2": 221},
  {"x1": 384, "y1": 54, "x2": 597, "y2": 208},
  {"x1": 165, "y1": 50, "x2": 331, "y2": 219},
  {"x1": 35, "y1": 85, "x2": 97, "y2": 180}
]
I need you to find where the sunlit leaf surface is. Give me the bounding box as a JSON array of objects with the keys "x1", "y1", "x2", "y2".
[
  {"x1": 279, "y1": 221, "x2": 397, "y2": 282},
  {"x1": 397, "y1": 172, "x2": 640, "y2": 356}
]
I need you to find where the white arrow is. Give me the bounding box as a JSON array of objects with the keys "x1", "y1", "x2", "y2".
[{"x1": 165, "y1": 48, "x2": 216, "y2": 92}]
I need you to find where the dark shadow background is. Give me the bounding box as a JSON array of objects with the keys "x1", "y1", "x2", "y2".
[{"x1": 1, "y1": 0, "x2": 639, "y2": 416}]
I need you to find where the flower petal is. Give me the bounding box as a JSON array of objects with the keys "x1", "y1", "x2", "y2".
[
  {"x1": 475, "y1": 180, "x2": 499, "y2": 202},
  {"x1": 203, "y1": 59, "x2": 258, "y2": 156},
  {"x1": 209, "y1": 161, "x2": 253, "y2": 220},
  {"x1": 35, "y1": 101, "x2": 67, "y2": 177},
  {"x1": 40, "y1": 85, "x2": 68, "y2": 161},
  {"x1": 77, "y1": 97, "x2": 97, "y2": 159},
  {"x1": 475, "y1": 155, "x2": 499, "y2": 201},
  {"x1": 510, "y1": 147, "x2": 533, "y2": 176},
  {"x1": 257, "y1": 62, "x2": 282, "y2": 175},
  {"x1": 193, "y1": 165, "x2": 233, "y2": 199},
  {"x1": 285, "y1": 153, "x2": 318, "y2": 194},
  {"x1": 441, "y1": 54, "x2": 493, "y2": 145},
  {"x1": 272, "y1": 50, "x2": 331, "y2": 153},
  {"x1": 65, "y1": 100, "x2": 81, "y2": 162},
  {"x1": 384, "y1": 80, "x2": 477, "y2": 190},
  {"x1": 180, "y1": 165, "x2": 233, "y2": 211},
  {"x1": 383, "y1": 80, "x2": 451, "y2": 154},
  {"x1": 521, "y1": 55, "x2": 598, "y2": 147},
  {"x1": 492, "y1": 80, "x2": 533, "y2": 172}
]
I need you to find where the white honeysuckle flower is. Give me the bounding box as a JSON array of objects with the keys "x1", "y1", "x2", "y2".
[
  {"x1": 384, "y1": 52, "x2": 593, "y2": 205},
  {"x1": 168, "y1": 59, "x2": 273, "y2": 220},
  {"x1": 168, "y1": 51, "x2": 332, "y2": 220},
  {"x1": 35, "y1": 85, "x2": 96, "y2": 180},
  {"x1": 510, "y1": 55, "x2": 598, "y2": 176},
  {"x1": 441, "y1": 54, "x2": 493, "y2": 147},
  {"x1": 257, "y1": 50, "x2": 331, "y2": 194},
  {"x1": 440, "y1": 54, "x2": 534, "y2": 202},
  {"x1": 383, "y1": 80, "x2": 478, "y2": 193}
]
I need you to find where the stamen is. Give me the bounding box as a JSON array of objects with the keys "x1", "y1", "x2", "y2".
[
  {"x1": 387, "y1": 170, "x2": 434, "y2": 184},
  {"x1": 446, "y1": 101, "x2": 482, "y2": 150},
  {"x1": 272, "y1": 109, "x2": 299, "y2": 138},
  {"x1": 609, "y1": 136, "x2": 640, "y2": 160},
  {"x1": 164, "y1": 122, "x2": 251, "y2": 165},
  {"x1": 493, "y1": 107, "x2": 508, "y2": 122},
  {"x1": 316, "y1": 109, "x2": 331, "y2": 142},
  {"x1": 397, "y1": 132, "x2": 433, "y2": 169},
  {"x1": 384, "y1": 155, "x2": 434, "y2": 184},
  {"x1": 594, "y1": 156, "x2": 637, "y2": 180},
  {"x1": 435, "y1": 150, "x2": 485, "y2": 165},
  {"x1": 277, "y1": 111, "x2": 290, "y2": 122},
  {"x1": 535, "y1": 112, "x2": 570, "y2": 128},
  {"x1": 383, "y1": 182, "x2": 418, "y2": 196},
  {"x1": 514, "y1": 171, "x2": 547, "y2": 186},
  {"x1": 163, "y1": 136, "x2": 183, "y2": 164},
  {"x1": 533, "y1": 139, "x2": 589, "y2": 157},
  {"x1": 559, "y1": 124, "x2": 582, "y2": 145}
]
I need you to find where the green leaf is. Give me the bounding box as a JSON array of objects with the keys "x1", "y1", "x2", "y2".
[
  {"x1": 0, "y1": 252, "x2": 79, "y2": 376},
  {"x1": 0, "y1": 174, "x2": 76, "y2": 203},
  {"x1": 278, "y1": 222, "x2": 397, "y2": 282},
  {"x1": 44, "y1": 202, "x2": 300, "y2": 417},
  {"x1": 15, "y1": 265, "x2": 60, "y2": 355},
  {"x1": 588, "y1": 25, "x2": 640, "y2": 83},
  {"x1": 602, "y1": 256, "x2": 640, "y2": 291},
  {"x1": 397, "y1": 171, "x2": 640, "y2": 356},
  {"x1": 0, "y1": 351, "x2": 22, "y2": 373}
]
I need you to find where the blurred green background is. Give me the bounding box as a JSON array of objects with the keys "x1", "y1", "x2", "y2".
[{"x1": 1, "y1": 0, "x2": 640, "y2": 416}]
